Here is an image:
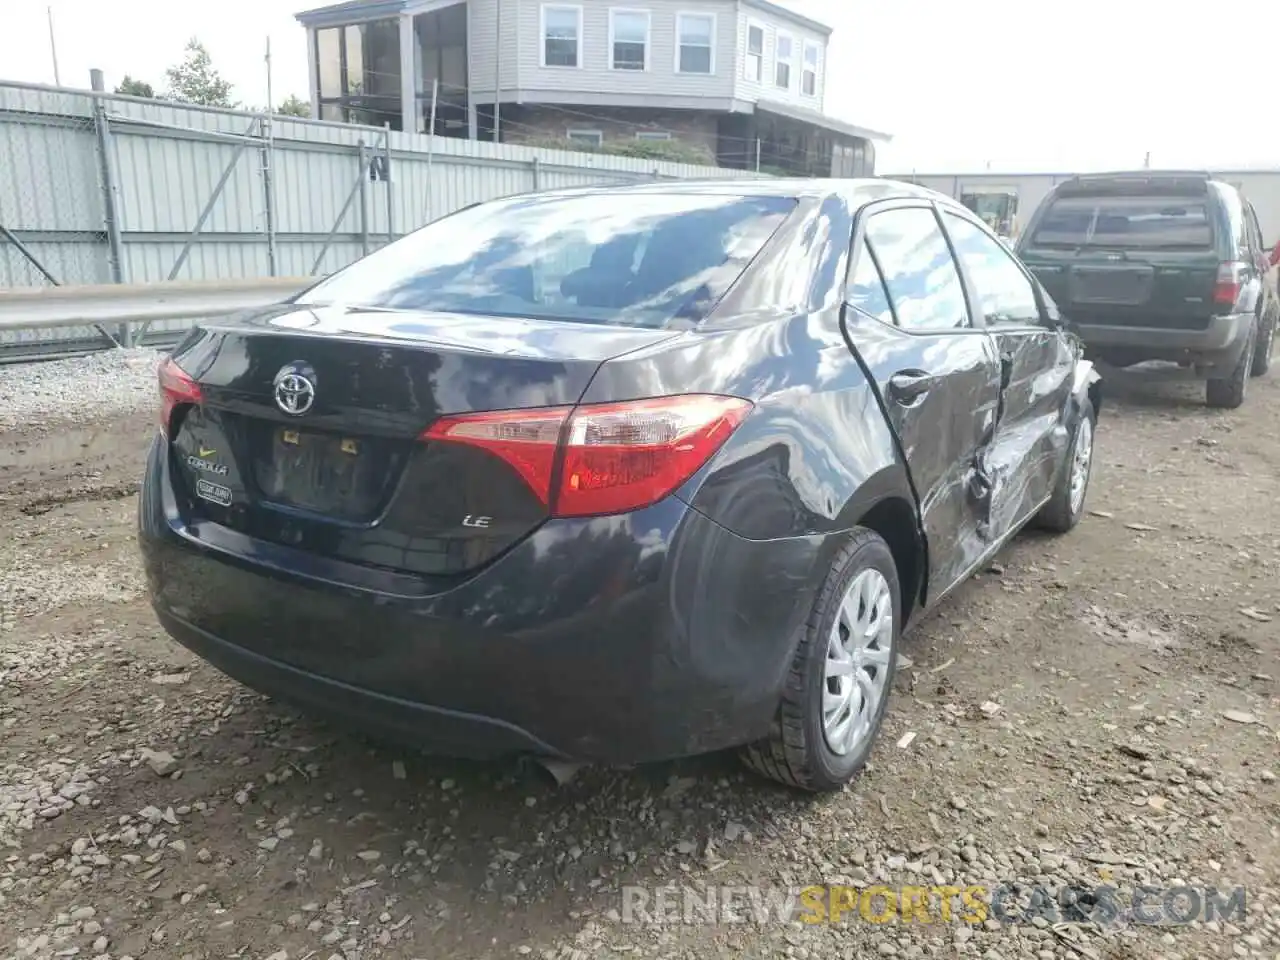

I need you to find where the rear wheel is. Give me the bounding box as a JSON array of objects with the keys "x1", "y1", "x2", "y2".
[
  {"x1": 1251, "y1": 310, "x2": 1275, "y2": 377},
  {"x1": 740, "y1": 529, "x2": 900, "y2": 793},
  {"x1": 1206, "y1": 318, "x2": 1256, "y2": 409}
]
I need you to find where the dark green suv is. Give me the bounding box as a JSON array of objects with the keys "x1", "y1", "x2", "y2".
[{"x1": 1017, "y1": 172, "x2": 1278, "y2": 408}]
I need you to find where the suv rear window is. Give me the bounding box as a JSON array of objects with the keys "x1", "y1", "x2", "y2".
[
  {"x1": 1027, "y1": 195, "x2": 1214, "y2": 251},
  {"x1": 299, "y1": 192, "x2": 797, "y2": 329}
]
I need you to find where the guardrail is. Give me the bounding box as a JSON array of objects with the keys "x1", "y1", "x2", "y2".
[
  {"x1": 0, "y1": 277, "x2": 312, "y2": 332},
  {"x1": 0, "y1": 277, "x2": 313, "y2": 360}
]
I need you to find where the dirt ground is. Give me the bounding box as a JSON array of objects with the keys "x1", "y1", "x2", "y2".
[{"x1": 1, "y1": 363, "x2": 1278, "y2": 960}]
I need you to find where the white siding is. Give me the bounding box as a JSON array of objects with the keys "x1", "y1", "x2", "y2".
[
  {"x1": 468, "y1": 0, "x2": 521, "y2": 100},
  {"x1": 515, "y1": 0, "x2": 737, "y2": 99},
  {"x1": 731, "y1": 7, "x2": 826, "y2": 109}
]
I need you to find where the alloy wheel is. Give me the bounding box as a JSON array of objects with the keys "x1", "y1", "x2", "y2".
[
  {"x1": 1069, "y1": 415, "x2": 1094, "y2": 516},
  {"x1": 822, "y1": 569, "x2": 894, "y2": 756}
]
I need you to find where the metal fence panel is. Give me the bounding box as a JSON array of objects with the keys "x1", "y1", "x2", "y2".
[{"x1": 0, "y1": 77, "x2": 766, "y2": 357}]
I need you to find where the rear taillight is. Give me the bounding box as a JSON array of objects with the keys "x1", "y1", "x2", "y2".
[
  {"x1": 1214, "y1": 261, "x2": 1246, "y2": 306},
  {"x1": 422, "y1": 395, "x2": 752, "y2": 517},
  {"x1": 424, "y1": 407, "x2": 570, "y2": 506},
  {"x1": 158, "y1": 356, "x2": 202, "y2": 439}
]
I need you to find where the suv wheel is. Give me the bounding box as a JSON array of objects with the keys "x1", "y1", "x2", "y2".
[
  {"x1": 1206, "y1": 318, "x2": 1256, "y2": 409},
  {"x1": 740, "y1": 528, "x2": 900, "y2": 793},
  {"x1": 1036, "y1": 397, "x2": 1096, "y2": 533},
  {"x1": 1251, "y1": 311, "x2": 1275, "y2": 377}
]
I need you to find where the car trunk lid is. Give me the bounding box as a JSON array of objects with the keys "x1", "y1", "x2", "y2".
[{"x1": 165, "y1": 304, "x2": 683, "y2": 579}]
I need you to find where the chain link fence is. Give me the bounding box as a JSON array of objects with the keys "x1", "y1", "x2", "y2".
[{"x1": 0, "y1": 107, "x2": 106, "y2": 290}]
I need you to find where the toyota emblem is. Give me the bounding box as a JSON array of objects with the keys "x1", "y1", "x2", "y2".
[{"x1": 273, "y1": 364, "x2": 316, "y2": 416}]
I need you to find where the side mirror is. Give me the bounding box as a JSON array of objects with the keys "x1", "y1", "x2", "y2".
[
  {"x1": 1031, "y1": 277, "x2": 1068, "y2": 330},
  {"x1": 1044, "y1": 302, "x2": 1073, "y2": 334}
]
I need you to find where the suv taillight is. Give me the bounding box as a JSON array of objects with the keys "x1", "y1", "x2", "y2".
[
  {"x1": 422, "y1": 395, "x2": 752, "y2": 517},
  {"x1": 1213, "y1": 261, "x2": 1246, "y2": 306},
  {"x1": 158, "y1": 356, "x2": 202, "y2": 438}
]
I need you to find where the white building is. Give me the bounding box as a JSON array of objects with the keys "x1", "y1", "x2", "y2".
[{"x1": 295, "y1": 0, "x2": 890, "y2": 176}]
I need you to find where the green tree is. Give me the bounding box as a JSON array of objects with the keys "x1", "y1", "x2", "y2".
[
  {"x1": 115, "y1": 75, "x2": 155, "y2": 99},
  {"x1": 165, "y1": 38, "x2": 235, "y2": 107},
  {"x1": 276, "y1": 95, "x2": 310, "y2": 118}
]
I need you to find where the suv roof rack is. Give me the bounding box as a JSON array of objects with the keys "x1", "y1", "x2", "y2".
[
  {"x1": 1056, "y1": 171, "x2": 1213, "y2": 198},
  {"x1": 1067, "y1": 170, "x2": 1213, "y2": 182}
]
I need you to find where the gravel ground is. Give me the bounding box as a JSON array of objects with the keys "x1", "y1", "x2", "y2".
[
  {"x1": 0, "y1": 350, "x2": 163, "y2": 431},
  {"x1": 1, "y1": 350, "x2": 1278, "y2": 960}
]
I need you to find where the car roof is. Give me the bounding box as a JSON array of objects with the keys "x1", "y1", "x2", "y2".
[{"x1": 504, "y1": 177, "x2": 962, "y2": 215}]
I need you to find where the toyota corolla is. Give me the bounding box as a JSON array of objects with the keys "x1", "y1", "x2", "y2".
[{"x1": 138, "y1": 179, "x2": 1100, "y2": 792}]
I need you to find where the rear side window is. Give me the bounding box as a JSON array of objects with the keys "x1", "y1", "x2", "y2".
[
  {"x1": 1028, "y1": 195, "x2": 1214, "y2": 250},
  {"x1": 863, "y1": 208, "x2": 971, "y2": 331},
  {"x1": 299, "y1": 192, "x2": 797, "y2": 329}
]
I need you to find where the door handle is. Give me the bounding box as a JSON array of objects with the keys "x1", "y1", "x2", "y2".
[{"x1": 888, "y1": 371, "x2": 934, "y2": 404}]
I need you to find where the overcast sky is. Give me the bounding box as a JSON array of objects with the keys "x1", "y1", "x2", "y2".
[{"x1": 2, "y1": 0, "x2": 1277, "y2": 174}]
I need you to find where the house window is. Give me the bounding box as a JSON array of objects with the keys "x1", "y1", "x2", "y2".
[
  {"x1": 676, "y1": 12, "x2": 715, "y2": 74},
  {"x1": 802, "y1": 41, "x2": 818, "y2": 96},
  {"x1": 610, "y1": 9, "x2": 650, "y2": 71},
  {"x1": 567, "y1": 128, "x2": 603, "y2": 147},
  {"x1": 745, "y1": 22, "x2": 764, "y2": 82},
  {"x1": 775, "y1": 33, "x2": 793, "y2": 89},
  {"x1": 636, "y1": 131, "x2": 671, "y2": 140},
  {"x1": 542, "y1": 5, "x2": 582, "y2": 67}
]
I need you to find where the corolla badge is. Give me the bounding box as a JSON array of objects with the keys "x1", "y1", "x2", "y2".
[{"x1": 273, "y1": 363, "x2": 316, "y2": 416}]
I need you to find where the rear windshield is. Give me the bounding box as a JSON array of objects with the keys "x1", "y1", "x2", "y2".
[
  {"x1": 1027, "y1": 195, "x2": 1214, "y2": 251},
  {"x1": 298, "y1": 192, "x2": 797, "y2": 328}
]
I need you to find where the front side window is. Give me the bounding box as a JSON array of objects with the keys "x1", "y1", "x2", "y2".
[
  {"x1": 775, "y1": 34, "x2": 793, "y2": 89},
  {"x1": 802, "y1": 42, "x2": 819, "y2": 96},
  {"x1": 944, "y1": 213, "x2": 1041, "y2": 326},
  {"x1": 677, "y1": 13, "x2": 715, "y2": 74},
  {"x1": 1244, "y1": 202, "x2": 1265, "y2": 257},
  {"x1": 543, "y1": 5, "x2": 581, "y2": 67},
  {"x1": 864, "y1": 208, "x2": 970, "y2": 331},
  {"x1": 611, "y1": 10, "x2": 649, "y2": 70},
  {"x1": 745, "y1": 23, "x2": 764, "y2": 81},
  {"x1": 298, "y1": 193, "x2": 798, "y2": 330}
]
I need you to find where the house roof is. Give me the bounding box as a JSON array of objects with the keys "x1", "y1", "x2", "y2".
[
  {"x1": 741, "y1": 0, "x2": 833, "y2": 37},
  {"x1": 755, "y1": 99, "x2": 893, "y2": 143},
  {"x1": 295, "y1": 0, "x2": 408, "y2": 27},
  {"x1": 296, "y1": 0, "x2": 835, "y2": 34}
]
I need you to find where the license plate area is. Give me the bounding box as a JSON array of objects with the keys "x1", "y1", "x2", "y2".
[
  {"x1": 1069, "y1": 267, "x2": 1154, "y2": 306},
  {"x1": 250, "y1": 425, "x2": 405, "y2": 522}
]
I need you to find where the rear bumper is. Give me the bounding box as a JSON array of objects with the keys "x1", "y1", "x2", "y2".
[
  {"x1": 138, "y1": 437, "x2": 826, "y2": 764},
  {"x1": 154, "y1": 607, "x2": 567, "y2": 756},
  {"x1": 1074, "y1": 313, "x2": 1253, "y2": 372}
]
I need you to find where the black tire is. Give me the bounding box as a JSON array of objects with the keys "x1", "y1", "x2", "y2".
[
  {"x1": 739, "y1": 528, "x2": 901, "y2": 793},
  {"x1": 1036, "y1": 397, "x2": 1097, "y2": 534},
  {"x1": 1251, "y1": 310, "x2": 1275, "y2": 377},
  {"x1": 1206, "y1": 318, "x2": 1256, "y2": 409}
]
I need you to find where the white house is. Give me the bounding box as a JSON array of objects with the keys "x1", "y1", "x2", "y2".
[{"x1": 296, "y1": 0, "x2": 890, "y2": 175}]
